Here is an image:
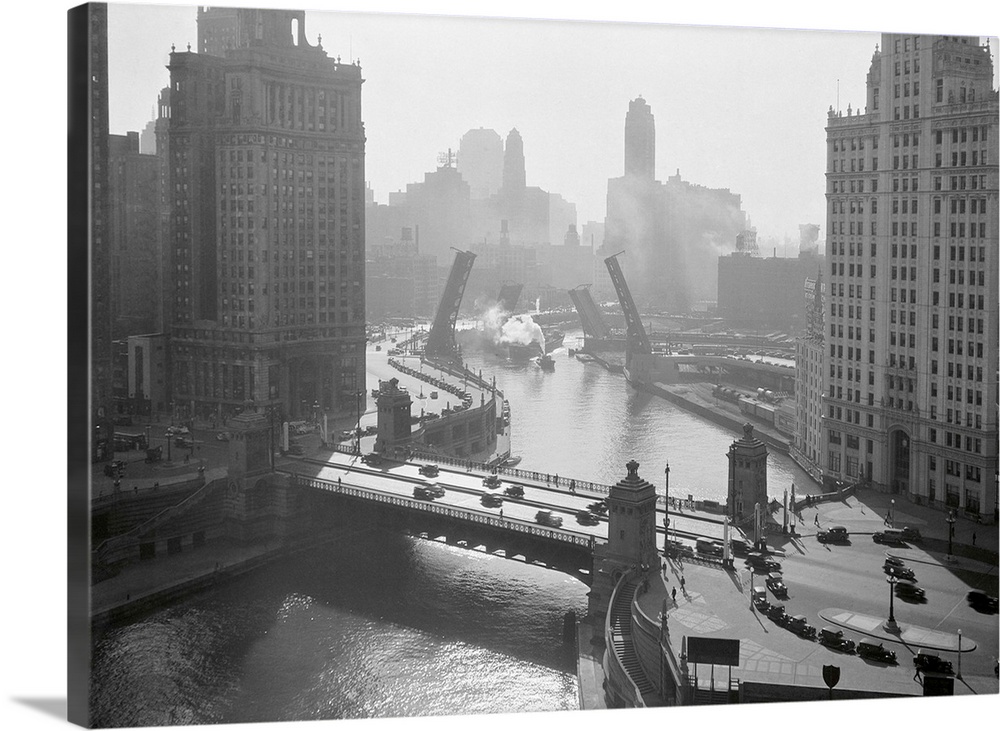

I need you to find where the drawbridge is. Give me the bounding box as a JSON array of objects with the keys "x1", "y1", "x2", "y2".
[
  {"x1": 568, "y1": 285, "x2": 612, "y2": 341},
  {"x1": 425, "y1": 249, "x2": 477, "y2": 360},
  {"x1": 605, "y1": 252, "x2": 653, "y2": 382}
]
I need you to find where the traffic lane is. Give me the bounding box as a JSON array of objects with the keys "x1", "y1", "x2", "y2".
[
  {"x1": 291, "y1": 459, "x2": 607, "y2": 539},
  {"x1": 775, "y1": 535, "x2": 999, "y2": 676}
]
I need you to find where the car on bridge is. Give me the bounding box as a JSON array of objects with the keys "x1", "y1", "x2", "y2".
[
  {"x1": 413, "y1": 482, "x2": 445, "y2": 501},
  {"x1": 362, "y1": 452, "x2": 384, "y2": 466},
  {"x1": 819, "y1": 627, "x2": 856, "y2": 653},
  {"x1": 535, "y1": 510, "x2": 563, "y2": 528},
  {"x1": 914, "y1": 650, "x2": 953, "y2": 675},
  {"x1": 587, "y1": 500, "x2": 608, "y2": 515},
  {"x1": 481, "y1": 493, "x2": 503, "y2": 508},
  {"x1": 575, "y1": 510, "x2": 600, "y2": 526},
  {"x1": 483, "y1": 472, "x2": 502, "y2": 489},
  {"x1": 504, "y1": 485, "x2": 525, "y2": 499},
  {"x1": 857, "y1": 640, "x2": 897, "y2": 664},
  {"x1": 419, "y1": 464, "x2": 440, "y2": 477}
]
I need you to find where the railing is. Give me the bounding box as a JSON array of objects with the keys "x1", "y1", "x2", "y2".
[
  {"x1": 604, "y1": 570, "x2": 646, "y2": 708},
  {"x1": 290, "y1": 473, "x2": 598, "y2": 548}
]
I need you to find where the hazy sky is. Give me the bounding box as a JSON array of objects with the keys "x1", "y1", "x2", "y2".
[{"x1": 107, "y1": 1, "x2": 998, "y2": 246}]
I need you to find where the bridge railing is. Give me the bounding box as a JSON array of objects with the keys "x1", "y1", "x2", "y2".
[{"x1": 291, "y1": 473, "x2": 598, "y2": 548}]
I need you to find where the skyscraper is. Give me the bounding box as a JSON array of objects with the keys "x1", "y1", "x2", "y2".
[
  {"x1": 624, "y1": 96, "x2": 655, "y2": 181},
  {"x1": 823, "y1": 34, "x2": 998, "y2": 518},
  {"x1": 502, "y1": 127, "x2": 526, "y2": 193},
  {"x1": 166, "y1": 7, "x2": 366, "y2": 422},
  {"x1": 457, "y1": 127, "x2": 504, "y2": 200}
]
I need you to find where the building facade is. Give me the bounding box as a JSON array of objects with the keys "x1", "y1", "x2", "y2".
[
  {"x1": 167, "y1": 7, "x2": 366, "y2": 422},
  {"x1": 793, "y1": 274, "x2": 826, "y2": 480},
  {"x1": 823, "y1": 34, "x2": 998, "y2": 520}
]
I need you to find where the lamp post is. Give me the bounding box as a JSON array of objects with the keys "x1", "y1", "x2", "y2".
[
  {"x1": 355, "y1": 390, "x2": 364, "y2": 455},
  {"x1": 885, "y1": 573, "x2": 899, "y2": 632},
  {"x1": 956, "y1": 629, "x2": 963, "y2": 679},
  {"x1": 664, "y1": 461, "x2": 671, "y2": 551},
  {"x1": 890, "y1": 498, "x2": 895, "y2": 528},
  {"x1": 946, "y1": 509, "x2": 956, "y2": 560}
]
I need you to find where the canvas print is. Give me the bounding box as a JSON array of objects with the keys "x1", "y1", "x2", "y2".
[{"x1": 68, "y1": 1, "x2": 999, "y2": 728}]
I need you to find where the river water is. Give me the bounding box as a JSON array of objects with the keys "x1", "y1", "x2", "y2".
[{"x1": 91, "y1": 328, "x2": 815, "y2": 725}]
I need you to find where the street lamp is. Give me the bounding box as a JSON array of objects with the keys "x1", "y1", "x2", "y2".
[
  {"x1": 355, "y1": 390, "x2": 364, "y2": 455},
  {"x1": 664, "y1": 461, "x2": 671, "y2": 552},
  {"x1": 946, "y1": 509, "x2": 957, "y2": 559},
  {"x1": 956, "y1": 629, "x2": 963, "y2": 679},
  {"x1": 890, "y1": 499, "x2": 895, "y2": 528},
  {"x1": 885, "y1": 573, "x2": 899, "y2": 631}
]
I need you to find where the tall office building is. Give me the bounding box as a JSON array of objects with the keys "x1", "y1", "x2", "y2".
[
  {"x1": 823, "y1": 34, "x2": 998, "y2": 519},
  {"x1": 166, "y1": 7, "x2": 366, "y2": 422},
  {"x1": 624, "y1": 96, "x2": 655, "y2": 181},
  {"x1": 457, "y1": 127, "x2": 504, "y2": 200}
]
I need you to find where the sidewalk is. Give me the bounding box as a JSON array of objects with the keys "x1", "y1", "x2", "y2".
[{"x1": 817, "y1": 608, "x2": 978, "y2": 653}]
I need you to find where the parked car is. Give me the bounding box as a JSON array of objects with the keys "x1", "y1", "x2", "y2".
[
  {"x1": 535, "y1": 510, "x2": 563, "y2": 528},
  {"x1": 752, "y1": 587, "x2": 770, "y2": 611},
  {"x1": 504, "y1": 484, "x2": 525, "y2": 499},
  {"x1": 696, "y1": 538, "x2": 724, "y2": 557},
  {"x1": 103, "y1": 459, "x2": 127, "y2": 477},
  {"x1": 914, "y1": 650, "x2": 953, "y2": 675},
  {"x1": 817, "y1": 526, "x2": 850, "y2": 544},
  {"x1": 966, "y1": 590, "x2": 999, "y2": 613},
  {"x1": 575, "y1": 510, "x2": 600, "y2": 526},
  {"x1": 419, "y1": 464, "x2": 440, "y2": 477},
  {"x1": 873, "y1": 528, "x2": 906, "y2": 545},
  {"x1": 766, "y1": 603, "x2": 787, "y2": 623},
  {"x1": 899, "y1": 527, "x2": 923, "y2": 542},
  {"x1": 481, "y1": 493, "x2": 503, "y2": 508},
  {"x1": 786, "y1": 615, "x2": 817, "y2": 639},
  {"x1": 894, "y1": 582, "x2": 926, "y2": 601},
  {"x1": 857, "y1": 640, "x2": 897, "y2": 664},
  {"x1": 765, "y1": 572, "x2": 788, "y2": 598},
  {"x1": 819, "y1": 627, "x2": 856, "y2": 653},
  {"x1": 885, "y1": 565, "x2": 916, "y2": 582}
]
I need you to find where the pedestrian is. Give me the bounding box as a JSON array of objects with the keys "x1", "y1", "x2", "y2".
[
  {"x1": 337, "y1": 476, "x2": 342, "y2": 487},
  {"x1": 814, "y1": 513, "x2": 820, "y2": 526},
  {"x1": 972, "y1": 532, "x2": 977, "y2": 546},
  {"x1": 671, "y1": 587, "x2": 677, "y2": 602},
  {"x1": 499, "y1": 508, "x2": 504, "y2": 520},
  {"x1": 680, "y1": 576, "x2": 686, "y2": 592}
]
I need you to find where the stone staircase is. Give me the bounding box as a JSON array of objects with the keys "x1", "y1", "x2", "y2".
[{"x1": 608, "y1": 579, "x2": 656, "y2": 697}]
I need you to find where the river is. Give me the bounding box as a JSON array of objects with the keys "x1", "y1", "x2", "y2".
[{"x1": 91, "y1": 327, "x2": 816, "y2": 725}]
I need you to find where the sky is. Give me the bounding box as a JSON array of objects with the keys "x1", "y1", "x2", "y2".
[{"x1": 106, "y1": 1, "x2": 998, "y2": 248}]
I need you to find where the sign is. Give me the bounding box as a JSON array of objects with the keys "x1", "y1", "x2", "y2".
[
  {"x1": 687, "y1": 637, "x2": 740, "y2": 667},
  {"x1": 822, "y1": 665, "x2": 840, "y2": 689}
]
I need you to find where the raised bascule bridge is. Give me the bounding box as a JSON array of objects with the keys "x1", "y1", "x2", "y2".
[{"x1": 424, "y1": 248, "x2": 476, "y2": 362}]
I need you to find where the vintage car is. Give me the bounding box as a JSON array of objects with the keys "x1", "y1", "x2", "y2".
[
  {"x1": 819, "y1": 627, "x2": 856, "y2": 653},
  {"x1": 286, "y1": 443, "x2": 305, "y2": 455},
  {"x1": 857, "y1": 640, "x2": 897, "y2": 664},
  {"x1": 419, "y1": 463, "x2": 440, "y2": 477},
  {"x1": 666, "y1": 540, "x2": 695, "y2": 558},
  {"x1": 215, "y1": 431, "x2": 231, "y2": 442},
  {"x1": 166, "y1": 425, "x2": 190, "y2": 436},
  {"x1": 504, "y1": 484, "x2": 525, "y2": 499},
  {"x1": 173, "y1": 436, "x2": 192, "y2": 449},
  {"x1": 765, "y1": 572, "x2": 789, "y2": 598},
  {"x1": 575, "y1": 509, "x2": 600, "y2": 526},
  {"x1": 873, "y1": 528, "x2": 906, "y2": 545},
  {"x1": 752, "y1": 587, "x2": 770, "y2": 611},
  {"x1": 746, "y1": 552, "x2": 781, "y2": 573},
  {"x1": 899, "y1": 527, "x2": 923, "y2": 542},
  {"x1": 966, "y1": 590, "x2": 999, "y2": 613},
  {"x1": 766, "y1": 603, "x2": 788, "y2": 623},
  {"x1": 535, "y1": 510, "x2": 563, "y2": 528},
  {"x1": 786, "y1": 615, "x2": 817, "y2": 639},
  {"x1": 361, "y1": 452, "x2": 384, "y2": 466},
  {"x1": 480, "y1": 493, "x2": 503, "y2": 508},
  {"x1": 914, "y1": 650, "x2": 953, "y2": 675},
  {"x1": 894, "y1": 582, "x2": 926, "y2": 600},
  {"x1": 483, "y1": 472, "x2": 502, "y2": 489},
  {"x1": 816, "y1": 526, "x2": 850, "y2": 544},
  {"x1": 883, "y1": 555, "x2": 906, "y2": 568},
  {"x1": 587, "y1": 500, "x2": 609, "y2": 515},
  {"x1": 884, "y1": 565, "x2": 916, "y2": 582}
]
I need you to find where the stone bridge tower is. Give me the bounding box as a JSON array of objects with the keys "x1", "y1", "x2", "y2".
[
  {"x1": 225, "y1": 404, "x2": 290, "y2": 542},
  {"x1": 727, "y1": 422, "x2": 768, "y2": 525},
  {"x1": 588, "y1": 460, "x2": 659, "y2": 623}
]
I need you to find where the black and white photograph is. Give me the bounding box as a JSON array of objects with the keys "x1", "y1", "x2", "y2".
[{"x1": 7, "y1": 0, "x2": 1000, "y2": 729}]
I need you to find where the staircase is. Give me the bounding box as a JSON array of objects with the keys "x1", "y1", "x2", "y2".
[{"x1": 608, "y1": 579, "x2": 656, "y2": 697}]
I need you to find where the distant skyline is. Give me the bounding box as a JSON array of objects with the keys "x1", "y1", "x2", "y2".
[{"x1": 107, "y1": 1, "x2": 998, "y2": 247}]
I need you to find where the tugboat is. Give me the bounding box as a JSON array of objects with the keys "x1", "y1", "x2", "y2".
[{"x1": 537, "y1": 353, "x2": 555, "y2": 371}]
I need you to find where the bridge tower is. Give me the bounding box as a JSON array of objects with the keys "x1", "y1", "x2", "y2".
[
  {"x1": 588, "y1": 460, "x2": 659, "y2": 622},
  {"x1": 426, "y1": 249, "x2": 477, "y2": 361},
  {"x1": 727, "y1": 422, "x2": 768, "y2": 527},
  {"x1": 374, "y1": 378, "x2": 414, "y2": 456},
  {"x1": 225, "y1": 403, "x2": 291, "y2": 542}
]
